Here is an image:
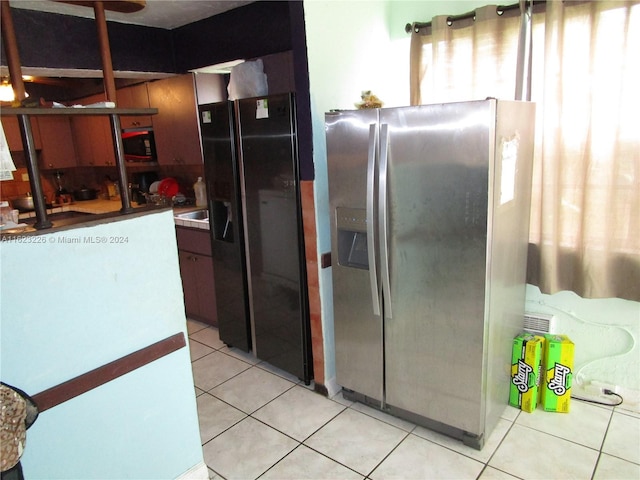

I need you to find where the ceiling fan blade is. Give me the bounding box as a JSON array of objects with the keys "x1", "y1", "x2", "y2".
[{"x1": 54, "y1": 0, "x2": 146, "y2": 14}]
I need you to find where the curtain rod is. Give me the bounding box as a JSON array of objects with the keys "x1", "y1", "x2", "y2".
[{"x1": 404, "y1": 1, "x2": 544, "y2": 34}]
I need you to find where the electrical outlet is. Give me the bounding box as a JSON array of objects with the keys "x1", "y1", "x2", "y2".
[
  {"x1": 582, "y1": 383, "x2": 603, "y2": 396},
  {"x1": 21, "y1": 173, "x2": 29, "y2": 182},
  {"x1": 590, "y1": 381, "x2": 618, "y2": 394}
]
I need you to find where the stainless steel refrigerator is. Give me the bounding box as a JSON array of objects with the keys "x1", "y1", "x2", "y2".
[
  {"x1": 200, "y1": 93, "x2": 312, "y2": 383},
  {"x1": 326, "y1": 99, "x2": 535, "y2": 449}
]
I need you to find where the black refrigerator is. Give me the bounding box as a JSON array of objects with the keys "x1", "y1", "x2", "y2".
[{"x1": 200, "y1": 93, "x2": 312, "y2": 383}]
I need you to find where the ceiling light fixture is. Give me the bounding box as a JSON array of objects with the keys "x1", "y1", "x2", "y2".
[
  {"x1": 0, "y1": 79, "x2": 15, "y2": 102},
  {"x1": 0, "y1": 77, "x2": 30, "y2": 103}
]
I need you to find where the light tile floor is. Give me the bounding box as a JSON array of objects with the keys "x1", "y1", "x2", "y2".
[{"x1": 187, "y1": 320, "x2": 640, "y2": 480}]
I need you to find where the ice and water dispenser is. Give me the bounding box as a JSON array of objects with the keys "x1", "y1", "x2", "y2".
[
  {"x1": 211, "y1": 201, "x2": 233, "y2": 242},
  {"x1": 210, "y1": 180, "x2": 234, "y2": 243},
  {"x1": 336, "y1": 207, "x2": 369, "y2": 270}
]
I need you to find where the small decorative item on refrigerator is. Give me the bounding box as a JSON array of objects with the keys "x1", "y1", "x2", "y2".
[
  {"x1": 541, "y1": 334, "x2": 574, "y2": 413},
  {"x1": 510, "y1": 333, "x2": 545, "y2": 413}
]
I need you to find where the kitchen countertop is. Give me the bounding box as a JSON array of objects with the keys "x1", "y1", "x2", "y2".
[
  {"x1": 4, "y1": 200, "x2": 208, "y2": 235},
  {"x1": 3, "y1": 199, "x2": 168, "y2": 236},
  {"x1": 17, "y1": 198, "x2": 146, "y2": 220}
]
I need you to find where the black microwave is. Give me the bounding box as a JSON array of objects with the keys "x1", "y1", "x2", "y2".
[{"x1": 122, "y1": 128, "x2": 157, "y2": 162}]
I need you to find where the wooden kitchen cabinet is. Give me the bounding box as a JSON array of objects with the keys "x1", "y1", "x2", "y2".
[
  {"x1": 176, "y1": 226, "x2": 217, "y2": 326},
  {"x1": 1, "y1": 115, "x2": 73, "y2": 170},
  {"x1": 117, "y1": 83, "x2": 153, "y2": 129},
  {"x1": 38, "y1": 116, "x2": 77, "y2": 169},
  {"x1": 1, "y1": 116, "x2": 42, "y2": 151},
  {"x1": 147, "y1": 74, "x2": 203, "y2": 165},
  {"x1": 71, "y1": 94, "x2": 116, "y2": 167}
]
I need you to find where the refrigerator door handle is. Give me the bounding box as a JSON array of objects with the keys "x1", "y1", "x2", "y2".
[
  {"x1": 378, "y1": 123, "x2": 392, "y2": 319},
  {"x1": 366, "y1": 123, "x2": 381, "y2": 317}
]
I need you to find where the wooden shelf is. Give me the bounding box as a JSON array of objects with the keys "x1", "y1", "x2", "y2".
[
  {"x1": 3, "y1": 105, "x2": 156, "y2": 227},
  {"x1": 0, "y1": 107, "x2": 158, "y2": 116}
]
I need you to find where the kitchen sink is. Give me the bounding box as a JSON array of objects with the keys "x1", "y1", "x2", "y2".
[{"x1": 175, "y1": 209, "x2": 209, "y2": 221}]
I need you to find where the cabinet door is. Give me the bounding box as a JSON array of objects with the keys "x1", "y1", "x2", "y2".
[
  {"x1": 71, "y1": 116, "x2": 94, "y2": 166},
  {"x1": 178, "y1": 250, "x2": 201, "y2": 319},
  {"x1": 176, "y1": 226, "x2": 218, "y2": 326},
  {"x1": 38, "y1": 116, "x2": 77, "y2": 169},
  {"x1": 1, "y1": 116, "x2": 42, "y2": 151},
  {"x1": 178, "y1": 250, "x2": 217, "y2": 326},
  {"x1": 92, "y1": 116, "x2": 116, "y2": 166},
  {"x1": 118, "y1": 83, "x2": 152, "y2": 129},
  {"x1": 148, "y1": 74, "x2": 203, "y2": 165},
  {"x1": 72, "y1": 116, "x2": 115, "y2": 166},
  {"x1": 71, "y1": 94, "x2": 116, "y2": 167},
  {"x1": 193, "y1": 252, "x2": 217, "y2": 325},
  {"x1": 175, "y1": 226, "x2": 212, "y2": 256}
]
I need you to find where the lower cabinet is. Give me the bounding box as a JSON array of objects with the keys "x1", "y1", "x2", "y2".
[{"x1": 176, "y1": 226, "x2": 217, "y2": 326}]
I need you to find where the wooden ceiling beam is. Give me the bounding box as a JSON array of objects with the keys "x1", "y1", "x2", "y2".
[
  {"x1": 1, "y1": 0, "x2": 27, "y2": 101},
  {"x1": 54, "y1": 0, "x2": 146, "y2": 14},
  {"x1": 92, "y1": 1, "x2": 117, "y2": 103},
  {"x1": 2, "y1": 0, "x2": 146, "y2": 104}
]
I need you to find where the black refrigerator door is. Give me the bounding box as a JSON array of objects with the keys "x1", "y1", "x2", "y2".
[
  {"x1": 236, "y1": 93, "x2": 312, "y2": 382},
  {"x1": 200, "y1": 101, "x2": 251, "y2": 352}
]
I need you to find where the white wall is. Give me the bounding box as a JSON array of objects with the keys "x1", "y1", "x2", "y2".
[
  {"x1": 303, "y1": 0, "x2": 639, "y2": 404},
  {"x1": 0, "y1": 211, "x2": 204, "y2": 479}
]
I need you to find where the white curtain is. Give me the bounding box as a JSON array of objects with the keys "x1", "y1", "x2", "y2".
[{"x1": 410, "y1": 1, "x2": 640, "y2": 301}]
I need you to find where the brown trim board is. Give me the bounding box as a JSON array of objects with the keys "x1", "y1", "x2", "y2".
[{"x1": 32, "y1": 332, "x2": 186, "y2": 412}]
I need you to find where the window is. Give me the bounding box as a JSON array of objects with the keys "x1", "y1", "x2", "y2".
[{"x1": 410, "y1": 1, "x2": 640, "y2": 301}]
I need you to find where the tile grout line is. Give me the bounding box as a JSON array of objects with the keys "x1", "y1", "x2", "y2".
[
  {"x1": 254, "y1": 443, "x2": 302, "y2": 480},
  {"x1": 589, "y1": 408, "x2": 613, "y2": 480},
  {"x1": 476, "y1": 412, "x2": 522, "y2": 480},
  {"x1": 189, "y1": 324, "x2": 639, "y2": 479},
  {"x1": 364, "y1": 429, "x2": 413, "y2": 479},
  {"x1": 189, "y1": 325, "x2": 387, "y2": 479},
  {"x1": 513, "y1": 421, "x2": 604, "y2": 454}
]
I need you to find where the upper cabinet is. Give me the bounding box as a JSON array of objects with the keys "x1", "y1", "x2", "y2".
[
  {"x1": 38, "y1": 116, "x2": 77, "y2": 169},
  {"x1": 71, "y1": 94, "x2": 116, "y2": 167},
  {"x1": 7, "y1": 75, "x2": 203, "y2": 169},
  {"x1": 1, "y1": 116, "x2": 42, "y2": 151},
  {"x1": 1, "y1": 115, "x2": 75, "y2": 170},
  {"x1": 148, "y1": 74, "x2": 203, "y2": 165},
  {"x1": 117, "y1": 83, "x2": 153, "y2": 129}
]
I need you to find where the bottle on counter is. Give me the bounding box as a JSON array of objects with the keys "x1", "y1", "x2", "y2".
[
  {"x1": 0, "y1": 201, "x2": 11, "y2": 226},
  {"x1": 194, "y1": 177, "x2": 207, "y2": 207},
  {"x1": 103, "y1": 176, "x2": 119, "y2": 200}
]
